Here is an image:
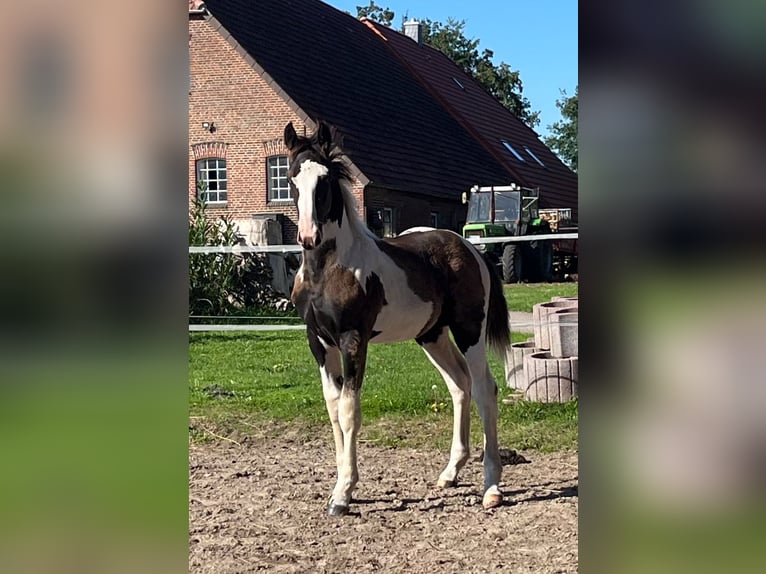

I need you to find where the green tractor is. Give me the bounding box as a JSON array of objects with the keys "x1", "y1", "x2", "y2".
[{"x1": 462, "y1": 184, "x2": 554, "y2": 283}]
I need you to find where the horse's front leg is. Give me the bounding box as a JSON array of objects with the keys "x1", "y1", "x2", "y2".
[
  {"x1": 307, "y1": 329, "x2": 345, "y2": 485},
  {"x1": 320, "y1": 345, "x2": 344, "y2": 476},
  {"x1": 328, "y1": 329, "x2": 367, "y2": 516}
]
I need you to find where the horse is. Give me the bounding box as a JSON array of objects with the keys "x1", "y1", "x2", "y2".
[{"x1": 285, "y1": 120, "x2": 511, "y2": 516}]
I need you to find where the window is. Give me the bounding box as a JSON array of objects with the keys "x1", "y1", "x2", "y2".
[
  {"x1": 267, "y1": 155, "x2": 290, "y2": 201},
  {"x1": 430, "y1": 212, "x2": 439, "y2": 228},
  {"x1": 196, "y1": 158, "x2": 227, "y2": 203},
  {"x1": 366, "y1": 208, "x2": 384, "y2": 237},
  {"x1": 501, "y1": 140, "x2": 525, "y2": 162},
  {"x1": 524, "y1": 145, "x2": 546, "y2": 167}
]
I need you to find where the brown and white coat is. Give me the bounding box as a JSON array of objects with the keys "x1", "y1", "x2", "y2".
[{"x1": 286, "y1": 121, "x2": 511, "y2": 516}]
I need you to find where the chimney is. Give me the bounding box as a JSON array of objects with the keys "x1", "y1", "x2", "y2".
[{"x1": 403, "y1": 19, "x2": 423, "y2": 44}]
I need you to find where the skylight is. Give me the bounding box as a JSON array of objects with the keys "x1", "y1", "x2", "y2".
[
  {"x1": 524, "y1": 146, "x2": 545, "y2": 167},
  {"x1": 501, "y1": 140, "x2": 525, "y2": 162},
  {"x1": 452, "y1": 77, "x2": 464, "y2": 89}
]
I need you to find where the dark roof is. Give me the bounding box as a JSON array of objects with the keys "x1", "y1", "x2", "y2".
[
  {"x1": 200, "y1": 0, "x2": 577, "y2": 213},
  {"x1": 366, "y1": 20, "x2": 578, "y2": 215},
  {"x1": 202, "y1": 0, "x2": 509, "y2": 200}
]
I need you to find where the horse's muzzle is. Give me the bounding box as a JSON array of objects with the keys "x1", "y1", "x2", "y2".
[{"x1": 297, "y1": 231, "x2": 322, "y2": 250}]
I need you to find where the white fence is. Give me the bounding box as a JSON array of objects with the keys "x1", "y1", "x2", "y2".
[
  {"x1": 189, "y1": 245, "x2": 302, "y2": 254},
  {"x1": 466, "y1": 233, "x2": 578, "y2": 245},
  {"x1": 189, "y1": 232, "x2": 578, "y2": 332}
]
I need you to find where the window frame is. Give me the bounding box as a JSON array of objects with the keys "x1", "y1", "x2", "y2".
[
  {"x1": 267, "y1": 155, "x2": 291, "y2": 202},
  {"x1": 382, "y1": 207, "x2": 395, "y2": 238},
  {"x1": 524, "y1": 145, "x2": 546, "y2": 167},
  {"x1": 501, "y1": 140, "x2": 526, "y2": 162},
  {"x1": 196, "y1": 157, "x2": 228, "y2": 204}
]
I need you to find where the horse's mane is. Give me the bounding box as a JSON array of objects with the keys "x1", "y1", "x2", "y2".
[{"x1": 293, "y1": 122, "x2": 376, "y2": 241}]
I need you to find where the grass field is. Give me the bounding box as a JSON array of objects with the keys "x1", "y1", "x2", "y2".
[
  {"x1": 503, "y1": 282, "x2": 578, "y2": 312},
  {"x1": 190, "y1": 281, "x2": 578, "y2": 452}
]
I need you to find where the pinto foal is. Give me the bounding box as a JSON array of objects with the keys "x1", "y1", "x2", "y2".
[{"x1": 285, "y1": 121, "x2": 511, "y2": 516}]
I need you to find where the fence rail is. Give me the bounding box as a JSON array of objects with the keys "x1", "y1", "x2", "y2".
[
  {"x1": 188, "y1": 233, "x2": 578, "y2": 254},
  {"x1": 189, "y1": 324, "x2": 307, "y2": 332},
  {"x1": 189, "y1": 245, "x2": 302, "y2": 254},
  {"x1": 466, "y1": 232, "x2": 578, "y2": 245}
]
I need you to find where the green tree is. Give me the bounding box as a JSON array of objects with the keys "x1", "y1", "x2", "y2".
[
  {"x1": 355, "y1": 1, "x2": 394, "y2": 27},
  {"x1": 355, "y1": 5, "x2": 540, "y2": 128},
  {"x1": 544, "y1": 87, "x2": 578, "y2": 171}
]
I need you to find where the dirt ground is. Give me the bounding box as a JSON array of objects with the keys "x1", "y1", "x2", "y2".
[{"x1": 190, "y1": 426, "x2": 578, "y2": 573}]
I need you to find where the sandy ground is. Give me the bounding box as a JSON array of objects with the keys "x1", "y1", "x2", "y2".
[{"x1": 190, "y1": 424, "x2": 577, "y2": 573}]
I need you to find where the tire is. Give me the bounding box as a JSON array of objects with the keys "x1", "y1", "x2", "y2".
[
  {"x1": 502, "y1": 244, "x2": 522, "y2": 283},
  {"x1": 538, "y1": 240, "x2": 554, "y2": 282}
]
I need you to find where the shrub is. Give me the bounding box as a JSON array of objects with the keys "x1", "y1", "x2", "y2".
[{"x1": 189, "y1": 194, "x2": 293, "y2": 318}]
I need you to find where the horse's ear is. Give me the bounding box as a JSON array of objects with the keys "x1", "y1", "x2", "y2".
[
  {"x1": 316, "y1": 120, "x2": 333, "y2": 149},
  {"x1": 284, "y1": 122, "x2": 298, "y2": 151}
]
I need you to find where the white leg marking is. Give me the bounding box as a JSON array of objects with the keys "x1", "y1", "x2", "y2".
[
  {"x1": 465, "y1": 342, "x2": 503, "y2": 508},
  {"x1": 421, "y1": 329, "x2": 472, "y2": 487},
  {"x1": 332, "y1": 385, "x2": 361, "y2": 507},
  {"x1": 319, "y1": 342, "x2": 344, "y2": 475}
]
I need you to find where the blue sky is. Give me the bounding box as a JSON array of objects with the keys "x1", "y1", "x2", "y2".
[{"x1": 326, "y1": 0, "x2": 578, "y2": 138}]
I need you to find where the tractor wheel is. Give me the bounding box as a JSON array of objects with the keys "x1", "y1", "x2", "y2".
[
  {"x1": 538, "y1": 240, "x2": 554, "y2": 282},
  {"x1": 502, "y1": 244, "x2": 522, "y2": 283}
]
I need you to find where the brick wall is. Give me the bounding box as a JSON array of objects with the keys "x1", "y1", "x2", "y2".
[
  {"x1": 190, "y1": 15, "x2": 462, "y2": 244},
  {"x1": 189, "y1": 16, "x2": 365, "y2": 245}
]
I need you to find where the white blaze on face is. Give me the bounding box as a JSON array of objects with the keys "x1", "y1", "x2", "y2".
[{"x1": 292, "y1": 159, "x2": 329, "y2": 244}]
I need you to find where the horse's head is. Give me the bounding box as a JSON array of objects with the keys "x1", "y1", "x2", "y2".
[{"x1": 284, "y1": 121, "x2": 345, "y2": 250}]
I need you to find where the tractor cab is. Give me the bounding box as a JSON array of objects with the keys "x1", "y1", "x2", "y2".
[
  {"x1": 462, "y1": 184, "x2": 551, "y2": 283},
  {"x1": 462, "y1": 185, "x2": 541, "y2": 245}
]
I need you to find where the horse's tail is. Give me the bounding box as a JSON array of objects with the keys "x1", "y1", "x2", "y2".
[{"x1": 486, "y1": 258, "x2": 511, "y2": 358}]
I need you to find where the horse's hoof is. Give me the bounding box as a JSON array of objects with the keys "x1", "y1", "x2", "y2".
[
  {"x1": 327, "y1": 503, "x2": 349, "y2": 516},
  {"x1": 482, "y1": 492, "x2": 503, "y2": 509},
  {"x1": 437, "y1": 479, "x2": 457, "y2": 488}
]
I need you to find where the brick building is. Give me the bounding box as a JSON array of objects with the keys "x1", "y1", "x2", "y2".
[{"x1": 189, "y1": 0, "x2": 578, "y2": 245}]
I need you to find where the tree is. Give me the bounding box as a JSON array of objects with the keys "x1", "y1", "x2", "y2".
[
  {"x1": 355, "y1": 4, "x2": 539, "y2": 128},
  {"x1": 544, "y1": 87, "x2": 578, "y2": 171},
  {"x1": 355, "y1": 1, "x2": 394, "y2": 27}
]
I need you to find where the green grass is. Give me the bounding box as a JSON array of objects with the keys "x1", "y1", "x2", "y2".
[
  {"x1": 190, "y1": 329, "x2": 578, "y2": 452},
  {"x1": 503, "y1": 282, "x2": 578, "y2": 313}
]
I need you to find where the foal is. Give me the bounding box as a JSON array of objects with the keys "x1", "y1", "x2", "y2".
[{"x1": 285, "y1": 121, "x2": 511, "y2": 516}]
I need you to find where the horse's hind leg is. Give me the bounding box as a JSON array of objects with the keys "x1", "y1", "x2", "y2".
[
  {"x1": 419, "y1": 328, "x2": 472, "y2": 488},
  {"x1": 465, "y1": 341, "x2": 503, "y2": 509}
]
